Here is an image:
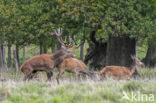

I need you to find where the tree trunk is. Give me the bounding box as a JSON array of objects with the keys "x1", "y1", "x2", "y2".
[
  {"x1": 0, "y1": 41, "x2": 7, "y2": 70},
  {"x1": 13, "y1": 48, "x2": 19, "y2": 72},
  {"x1": 106, "y1": 36, "x2": 136, "y2": 67},
  {"x1": 8, "y1": 43, "x2": 12, "y2": 68},
  {"x1": 16, "y1": 45, "x2": 19, "y2": 65},
  {"x1": 143, "y1": 41, "x2": 156, "y2": 67},
  {"x1": 43, "y1": 45, "x2": 47, "y2": 53},
  {"x1": 0, "y1": 41, "x2": 4, "y2": 70},
  {"x1": 23, "y1": 46, "x2": 25, "y2": 60},
  {"x1": 85, "y1": 43, "x2": 107, "y2": 70},
  {"x1": 90, "y1": 43, "x2": 107, "y2": 70},
  {"x1": 80, "y1": 40, "x2": 85, "y2": 61},
  {"x1": 106, "y1": 36, "x2": 140, "y2": 77},
  {"x1": 2, "y1": 46, "x2": 7, "y2": 69},
  {"x1": 40, "y1": 43, "x2": 44, "y2": 54},
  {"x1": 84, "y1": 25, "x2": 107, "y2": 70}
]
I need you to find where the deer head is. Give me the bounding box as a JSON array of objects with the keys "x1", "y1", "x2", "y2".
[
  {"x1": 51, "y1": 28, "x2": 76, "y2": 66},
  {"x1": 131, "y1": 55, "x2": 145, "y2": 67}
]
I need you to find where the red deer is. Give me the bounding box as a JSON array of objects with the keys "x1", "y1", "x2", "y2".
[
  {"x1": 100, "y1": 56, "x2": 144, "y2": 80},
  {"x1": 56, "y1": 58, "x2": 96, "y2": 84},
  {"x1": 20, "y1": 28, "x2": 75, "y2": 81}
]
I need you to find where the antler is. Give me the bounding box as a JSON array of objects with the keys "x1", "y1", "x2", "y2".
[
  {"x1": 70, "y1": 34, "x2": 85, "y2": 48},
  {"x1": 51, "y1": 28, "x2": 74, "y2": 48},
  {"x1": 54, "y1": 28, "x2": 63, "y2": 37},
  {"x1": 51, "y1": 28, "x2": 65, "y2": 46},
  {"x1": 72, "y1": 39, "x2": 85, "y2": 48}
]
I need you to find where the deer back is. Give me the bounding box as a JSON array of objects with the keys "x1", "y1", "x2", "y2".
[
  {"x1": 57, "y1": 58, "x2": 87, "y2": 72},
  {"x1": 20, "y1": 54, "x2": 54, "y2": 74},
  {"x1": 100, "y1": 66, "x2": 131, "y2": 79}
]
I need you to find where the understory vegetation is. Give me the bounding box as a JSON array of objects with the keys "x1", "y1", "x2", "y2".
[{"x1": 0, "y1": 68, "x2": 156, "y2": 103}]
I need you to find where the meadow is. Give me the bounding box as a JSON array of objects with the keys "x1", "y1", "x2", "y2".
[
  {"x1": 0, "y1": 45, "x2": 155, "y2": 103},
  {"x1": 0, "y1": 67, "x2": 156, "y2": 103},
  {"x1": 0, "y1": 0, "x2": 155, "y2": 103}
]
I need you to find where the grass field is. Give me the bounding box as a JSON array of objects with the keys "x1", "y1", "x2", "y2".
[{"x1": 0, "y1": 68, "x2": 156, "y2": 103}]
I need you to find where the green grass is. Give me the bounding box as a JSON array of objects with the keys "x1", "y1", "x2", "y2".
[{"x1": 0, "y1": 68, "x2": 156, "y2": 103}]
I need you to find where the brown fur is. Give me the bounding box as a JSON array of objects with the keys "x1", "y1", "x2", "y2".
[
  {"x1": 20, "y1": 48, "x2": 75, "y2": 81},
  {"x1": 100, "y1": 66, "x2": 132, "y2": 79},
  {"x1": 100, "y1": 56, "x2": 144, "y2": 80},
  {"x1": 56, "y1": 58, "x2": 95, "y2": 84}
]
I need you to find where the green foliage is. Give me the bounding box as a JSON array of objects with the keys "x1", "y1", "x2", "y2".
[
  {"x1": 0, "y1": 0, "x2": 155, "y2": 49},
  {"x1": 102, "y1": 0, "x2": 154, "y2": 39}
]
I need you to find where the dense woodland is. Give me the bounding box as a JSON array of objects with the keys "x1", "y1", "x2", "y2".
[{"x1": 0, "y1": 0, "x2": 156, "y2": 72}]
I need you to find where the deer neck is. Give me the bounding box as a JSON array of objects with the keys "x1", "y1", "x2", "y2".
[
  {"x1": 52, "y1": 50, "x2": 65, "y2": 65},
  {"x1": 129, "y1": 61, "x2": 137, "y2": 76}
]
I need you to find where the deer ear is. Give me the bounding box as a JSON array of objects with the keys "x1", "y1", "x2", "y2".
[{"x1": 131, "y1": 55, "x2": 135, "y2": 60}]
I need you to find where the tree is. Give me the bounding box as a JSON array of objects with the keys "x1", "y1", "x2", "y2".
[
  {"x1": 83, "y1": 0, "x2": 155, "y2": 70},
  {"x1": 0, "y1": 41, "x2": 4, "y2": 70},
  {"x1": 142, "y1": 1, "x2": 156, "y2": 67},
  {"x1": 143, "y1": 41, "x2": 156, "y2": 67},
  {"x1": 0, "y1": 0, "x2": 155, "y2": 70}
]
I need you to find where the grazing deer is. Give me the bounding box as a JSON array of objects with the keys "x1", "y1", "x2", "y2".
[
  {"x1": 56, "y1": 57, "x2": 96, "y2": 84},
  {"x1": 100, "y1": 56, "x2": 144, "y2": 80},
  {"x1": 20, "y1": 28, "x2": 75, "y2": 81}
]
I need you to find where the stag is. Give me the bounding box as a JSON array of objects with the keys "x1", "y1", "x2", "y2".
[
  {"x1": 100, "y1": 55, "x2": 144, "y2": 80},
  {"x1": 56, "y1": 58, "x2": 96, "y2": 84},
  {"x1": 20, "y1": 28, "x2": 75, "y2": 81}
]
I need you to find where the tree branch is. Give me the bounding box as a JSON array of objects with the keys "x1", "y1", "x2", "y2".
[{"x1": 90, "y1": 25, "x2": 101, "y2": 45}]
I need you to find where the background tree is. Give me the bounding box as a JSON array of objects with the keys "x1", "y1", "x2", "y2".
[
  {"x1": 142, "y1": 0, "x2": 156, "y2": 67},
  {"x1": 0, "y1": 0, "x2": 155, "y2": 71}
]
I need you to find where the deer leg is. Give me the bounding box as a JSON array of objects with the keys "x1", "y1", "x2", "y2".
[
  {"x1": 23, "y1": 73, "x2": 33, "y2": 81},
  {"x1": 33, "y1": 73, "x2": 39, "y2": 80},
  {"x1": 27, "y1": 73, "x2": 35, "y2": 80},
  {"x1": 75, "y1": 72, "x2": 80, "y2": 81},
  {"x1": 23, "y1": 71, "x2": 34, "y2": 81},
  {"x1": 31, "y1": 70, "x2": 39, "y2": 80},
  {"x1": 56, "y1": 70, "x2": 64, "y2": 84},
  {"x1": 46, "y1": 71, "x2": 53, "y2": 81},
  {"x1": 100, "y1": 74, "x2": 106, "y2": 81},
  {"x1": 23, "y1": 75, "x2": 28, "y2": 81}
]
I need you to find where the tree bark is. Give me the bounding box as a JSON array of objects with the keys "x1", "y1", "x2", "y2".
[
  {"x1": 143, "y1": 41, "x2": 156, "y2": 67},
  {"x1": 106, "y1": 36, "x2": 136, "y2": 67},
  {"x1": 80, "y1": 40, "x2": 85, "y2": 61},
  {"x1": 8, "y1": 43, "x2": 12, "y2": 68},
  {"x1": 2, "y1": 46, "x2": 7, "y2": 69},
  {"x1": 84, "y1": 25, "x2": 107, "y2": 70},
  {"x1": 13, "y1": 48, "x2": 19, "y2": 72},
  {"x1": 0, "y1": 41, "x2": 4, "y2": 70},
  {"x1": 106, "y1": 36, "x2": 140, "y2": 77},
  {"x1": 85, "y1": 43, "x2": 107, "y2": 70},
  {"x1": 0, "y1": 41, "x2": 2, "y2": 80},
  {"x1": 16, "y1": 45, "x2": 19, "y2": 65},
  {"x1": 40, "y1": 43, "x2": 44, "y2": 54},
  {"x1": 23, "y1": 46, "x2": 25, "y2": 60},
  {"x1": 43, "y1": 45, "x2": 47, "y2": 53}
]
